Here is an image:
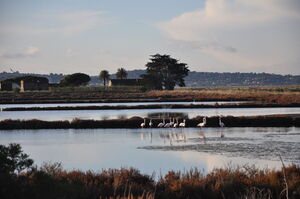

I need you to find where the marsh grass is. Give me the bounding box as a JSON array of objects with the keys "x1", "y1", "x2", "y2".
[
  {"x1": 1, "y1": 86, "x2": 299, "y2": 104},
  {"x1": 50, "y1": 86, "x2": 143, "y2": 93},
  {"x1": 0, "y1": 115, "x2": 299, "y2": 130},
  {"x1": 1, "y1": 164, "x2": 299, "y2": 199},
  {"x1": 149, "y1": 86, "x2": 300, "y2": 104}
]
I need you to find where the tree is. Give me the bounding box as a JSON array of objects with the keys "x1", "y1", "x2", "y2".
[
  {"x1": 0, "y1": 143, "x2": 34, "y2": 174},
  {"x1": 99, "y1": 70, "x2": 110, "y2": 86},
  {"x1": 141, "y1": 54, "x2": 189, "y2": 90},
  {"x1": 59, "y1": 73, "x2": 90, "y2": 87},
  {"x1": 116, "y1": 68, "x2": 128, "y2": 79}
]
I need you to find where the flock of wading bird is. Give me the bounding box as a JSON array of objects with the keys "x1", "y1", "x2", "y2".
[
  {"x1": 139, "y1": 117, "x2": 226, "y2": 144},
  {"x1": 140, "y1": 116, "x2": 225, "y2": 128}
]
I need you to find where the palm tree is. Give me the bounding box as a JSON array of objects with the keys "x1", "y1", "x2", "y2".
[
  {"x1": 99, "y1": 70, "x2": 110, "y2": 86},
  {"x1": 116, "y1": 68, "x2": 128, "y2": 80}
]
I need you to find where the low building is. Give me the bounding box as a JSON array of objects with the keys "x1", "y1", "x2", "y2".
[
  {"x1": 108, "y1": 79, "x2": 142, "y2": 87},
  {"x1": 0, "y1": 81, "x2": 20, "y2": 91},
  {"x1": 1, "y1": 76, "x2": 49, "y2": 92},
  {"x1": 20, "y1": 76, "x2": 49, "y2": 92},
  {"x1": 0, "y1": 81, "x2": 12, "y2": 91}
]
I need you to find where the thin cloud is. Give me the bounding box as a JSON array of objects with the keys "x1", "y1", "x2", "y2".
[
  {"x1": 0, "y1": 47, "x2": 41, "y2": 59},
  {"x1": 159, "y1": 0, "x2": 300, "y2": 41},
  {"x1": 158, "y1": 0, "x2": 300, "y2": 73},
  {"x1": 54, "y1": 10, "x2": 110, "y2": 35},
  {"x1": 65, "y1": 48, "x2": 75, "y2": 57},
  {"x1": 170, "y1": 40, "x2": 237, "y2": 53},
  {"x1": 0, "y1": 10, "x2": 111, "y2": 36}
]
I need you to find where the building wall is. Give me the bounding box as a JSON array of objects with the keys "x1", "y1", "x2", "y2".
[
  {"x1": 12, "y1": 83, "x2": 20, "y2": 89},
  {"x1": 20, "y1": 80, "x2": 49, "y2": 92},
  {"x1": 0, "y1": 82, "x2": 12, "y2": 91},
  {"x1": 108, "y1": 79, "x2": 142, "y2": 87}
]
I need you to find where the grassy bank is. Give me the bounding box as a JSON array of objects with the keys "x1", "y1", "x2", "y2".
[
  {"x1": 1, "y1": 163, "x2": 299, "y2": 199},
  {"x1": 1, "y1": 86, "x2": 299, "y2": 104},
  {"x1": 0, "y1": 115, "x2": 299, "y2": 129}
]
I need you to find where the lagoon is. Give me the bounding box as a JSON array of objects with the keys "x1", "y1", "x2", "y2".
[{"x1": 0, "y1": 127, "x2": 299, "y2": 176}]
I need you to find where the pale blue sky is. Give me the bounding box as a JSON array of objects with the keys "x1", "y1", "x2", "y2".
[{"x1": 0, "y1": 0, "x2": 299, "y2": 75}]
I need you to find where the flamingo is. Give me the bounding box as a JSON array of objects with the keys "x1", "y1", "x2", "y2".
[
  {"x1": 164, "y1": 118, "x2": 172, "y2": 128},
  {"x1": 173, "y1": 118, "x2": 179, "y2": 128},
  {"x1": 219, "y1": 116, "x2": 225, "y2": 128},
  {"x1": 197, "y1": 117, "x2": 206, "y2": 128},
  {"x1": 179, "y1": 119, "x2": 186, "y2": 127},
  {"x1": 140, "y1": 118, "x2": 146, "y2": 128},
  {"x1": 169, "y1": 118, "x2": 175, "y2": 127},
  {"x1": 149, "y1": 119, "x2": 153, "y2": 128},
  {"x1": 158, "y1": 118, "x2": 165, "y2": 128}
]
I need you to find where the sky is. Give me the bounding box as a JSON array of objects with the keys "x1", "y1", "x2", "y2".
[{"x1": 0, "y1": 0, "x2": 299, "y2": 75}]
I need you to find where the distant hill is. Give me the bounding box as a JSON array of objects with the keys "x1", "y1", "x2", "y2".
[
  {"x1": 185, "y1": 71, "x2": 300, "y2": 87},
  {"x1": 1, "y1": 70, "x2": 299, "y2": 87}
]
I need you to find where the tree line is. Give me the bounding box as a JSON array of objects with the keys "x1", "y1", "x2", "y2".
[{"x1": 58, "y1": 54, "x2": 189, "y2": 90}]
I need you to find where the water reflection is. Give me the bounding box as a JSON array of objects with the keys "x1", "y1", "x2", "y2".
[
  {"x1": 117, "y1": 114, "x2": 127, "y2": 119},
  {"x1": 198, "y1": 130, "x2": 207, "y2": 144},
  {"x1": 1, "y1": 107, "x2": 299, "y2": 121},
  {"x1": 0, "y1": 101, "x2": 247, "y2": 109},
  {"x1": 158, "y1": 131, "x2": 187, "y2": 145},
  {"x1": 147, "y1": 112, "x2": 188, "y2": 119}
]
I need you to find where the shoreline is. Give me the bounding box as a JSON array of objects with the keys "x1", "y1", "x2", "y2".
[{"x1": 1, "y1": 114, "x2": 299, "y2": 129}]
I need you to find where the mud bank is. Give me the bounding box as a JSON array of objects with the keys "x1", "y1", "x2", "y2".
[{"x1": 0, "y1": 114, "x2": 299, "y2": 129}]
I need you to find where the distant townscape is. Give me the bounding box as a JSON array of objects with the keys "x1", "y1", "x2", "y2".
[{"x1": 1, "y1": 70, "x2": 299, "y2": 87}]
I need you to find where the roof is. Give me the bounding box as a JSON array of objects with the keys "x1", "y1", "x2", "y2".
[{"x1": 1, "y1": 76, "x2": 49, "y2": 84}]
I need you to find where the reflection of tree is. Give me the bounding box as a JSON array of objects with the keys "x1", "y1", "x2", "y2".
[
  {"x1": 101, "y1": 116, "x2": 109, "y2": 120},
  {"x1": 147, "y1": 112, "x2": 188, "y2": 119},
  {"x1": 117, "y1": 114, "x2": 127, "y2": 119}
]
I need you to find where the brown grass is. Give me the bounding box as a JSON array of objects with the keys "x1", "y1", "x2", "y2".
[
  {"x1": 1, "y1": 86, "x2": 299, "y2": 104},
  {"x1": 1, "y1": 164, "x2": 300, "y2": 199},
  {"x1": 0, "y1": 115, "x2": 299, "y2": 130},
  {"x1": 148, "y1": 86, "x2": 300, "y2": 104}
]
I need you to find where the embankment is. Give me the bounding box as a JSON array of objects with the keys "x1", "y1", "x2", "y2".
[
  {"x1": 0, "y1": 115, "x2": 299, "y2": 129},
  {"x1": 1, "y1": 86, "x2": 299, "y2": 104}
]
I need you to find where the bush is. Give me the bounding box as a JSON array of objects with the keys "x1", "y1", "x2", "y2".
[
  {"x1": 0, "y1": 143, "x2": 33, "y2": 174},
  {"x1": 59, "y1": 73, "x2": 91, "y2": 87}
]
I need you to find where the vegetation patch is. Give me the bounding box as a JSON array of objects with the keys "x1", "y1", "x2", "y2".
[
  {"x1": 1, "y1": 143, "x2": 300, "y2": 199},
  {"x1": 0, "y1": 115, "x2": 299, "y2": 130},
  {"x1": 1, "y1": 86, "x2": 299, "y2": 104}
]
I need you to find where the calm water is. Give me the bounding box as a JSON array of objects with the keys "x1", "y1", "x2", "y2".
[
  {"x1": 0, "y1": 101, "x2": 245, "y2": 109},
  {"x1": 1, "y1": 107, "x2": 299, "y2": 121},
  {"x1": 0, "y1": 127, "x2": 299, "y2": 175}
]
